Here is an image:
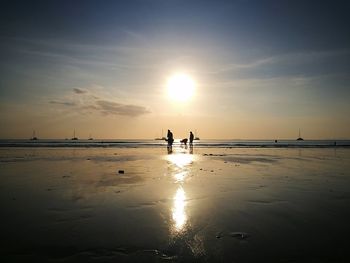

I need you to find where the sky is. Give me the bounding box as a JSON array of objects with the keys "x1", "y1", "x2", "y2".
[{"x1": 0, "y1": 0, "x2": 349, "y2": 139}]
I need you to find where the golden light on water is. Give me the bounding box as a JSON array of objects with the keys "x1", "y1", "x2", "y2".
[
  {"x1": 174, "y1": 171, "x2": 187, "y2": 182},
  {"x1": 172, "y1": 186, "x2": 187, "y2": 231},
  {"x1": 167, "y1": 153, "x2": 194, "y2": 232},
  {"x1": 167, "y1": 73, "x2": 195, "y2": 102},
  {"x1": 167, "y1": 153, "x2": 194, "y2": 168}
]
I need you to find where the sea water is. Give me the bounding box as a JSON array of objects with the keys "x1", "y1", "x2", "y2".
[{"x1": 0, "y1": 139, "x2": 349, "y2": 148}]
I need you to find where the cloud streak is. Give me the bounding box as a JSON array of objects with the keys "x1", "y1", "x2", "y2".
[
  {"x1": 202, "y1": 48, "x2": 350, "y2": 77},
  {"x1": 49, "y1": 100, "x2": 76, "y2": 106},
  {"x1": 4, "y1": 36, "x2": 164, "y2": 71},
  {"x1": 49, "y1": 89, "x2": 150, "y2": 117},
  {"x1": 73, "y1": 88, "x2": 87, "y2": 94},
  {"x1": 95, "y1": 100, "x2": 150, "y2": 117}
]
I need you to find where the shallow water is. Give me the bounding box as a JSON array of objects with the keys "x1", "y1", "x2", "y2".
[
  {"x1": 1, "y1": 138, "x2": 349, "y2": 148},
  {"x1": 1, "y1": 147, "x2": 350, "y2": 262}
]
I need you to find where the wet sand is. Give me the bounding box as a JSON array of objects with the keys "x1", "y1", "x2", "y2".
[{"x1": 1, "y1": 147, "x2": 350, "y2": 262}]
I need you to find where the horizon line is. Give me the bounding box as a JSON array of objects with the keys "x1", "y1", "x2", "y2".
[{"x1": 0, "y1": 138, "x2": 349, "y2": 141}]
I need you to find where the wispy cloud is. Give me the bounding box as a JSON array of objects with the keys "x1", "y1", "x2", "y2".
[
  {"x1": 73, "y1": 88, "x2": 87, "y2": 94},
  {"x1": 49, "y1": 100, "x2": 76, "y2": 106},
  {"x1": 95, "y1": 100, "x2": 150, "y2": 117},
  {"x1": 211, "y1": 49, "x2": 350, "y2": 74},
  {"x1": 2, "y1": 36, "x2": 164, "y2": 71},
  {"x1": 218, "y1": 57, "x2": 275, "y2": 72},
  {"x1": 48, "y1": 87, "x2": 150, "y2": 117}
]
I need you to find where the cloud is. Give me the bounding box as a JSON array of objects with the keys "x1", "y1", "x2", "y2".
[
  {"x1": 49, "y1": 97, "x2": 150, "y2": 117},
  {"x1": 49, "y1": 100, "x2": 76, "y2": 106},
  {"x1": 95, "y1": 100, "x2": 150, "y2": 117},
  {"x1": 6, "y1": 36, "x2": 162, "y2": 71},
  {"x1": 73, "y1": 88, "x2": 87, "y2": 94},
  {"x1": 210, "y1": 48, "x2": 350, "y2": 74},
  {"x1": 48, "y1": 84, "x2": 150, "y2": 117}
]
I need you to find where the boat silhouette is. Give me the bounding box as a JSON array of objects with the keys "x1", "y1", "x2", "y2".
[
  {"x1": 71, "y1": 129, "x2": 78, "y2": 140},
  {"x1": 297, "y1": 129, "x2": 304, "y2": 141},
  {"x1": 30, "y1": 130, "x2": 38, "y2": 140},
  {"x1": 155, "y1": 129, "x2": 166, "y2": 140},
  {"x1": 194, "y1": 129, "x2": 200, "y2": 140}
]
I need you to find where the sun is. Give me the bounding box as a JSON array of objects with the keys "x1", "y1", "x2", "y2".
[{"x1": 167, "y1": 73, "x2": 195, "y2": 102}]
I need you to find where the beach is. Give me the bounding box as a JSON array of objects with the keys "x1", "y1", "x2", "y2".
[{"x1": 1, "y1": 146, "x2": 350, "y2": 262}]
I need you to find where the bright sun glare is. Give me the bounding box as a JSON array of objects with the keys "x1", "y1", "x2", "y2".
[{"x1": 167, "y1": 73, "x2": 195, "y2": 102}]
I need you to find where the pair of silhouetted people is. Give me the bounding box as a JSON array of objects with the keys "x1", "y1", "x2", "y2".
[{"x1": 180, "y1": 132, "x2": 194, "y2": 146}]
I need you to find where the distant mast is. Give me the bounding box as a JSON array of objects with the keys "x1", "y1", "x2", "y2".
[
  {"x1": 155, "y1": 128, "x2": 166, "y2": 140},
  {"x1": 297, "y1": 128, "x2": 304, "y2": 141},
  {"x1": 194, "y1": 129, "x2": 200, "y2": 140},
  {"x1": 30, "y1": 130, "x2": 38, "y2": 140},
  {"x1": 72, "y1": 129, "x2": 78, "y2": 140}
]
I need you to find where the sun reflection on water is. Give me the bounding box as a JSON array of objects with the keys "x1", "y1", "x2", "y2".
[
  {"x1": 166, "y1": 153, "x2": 195, "y2": 233},
  {"x1": 174, "y1": 171, "x2": 187, "y2": 182},
  {"x1": 172, "y1": 186, "x2": 187, "y2": 231},
  {"x1": 167, "y1": 153, "x2": 194, "y2": 168}
]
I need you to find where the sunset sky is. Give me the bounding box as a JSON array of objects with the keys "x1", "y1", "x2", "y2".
[{"x1": 1, "y1": 0, "x2": 349, "y2": 139}]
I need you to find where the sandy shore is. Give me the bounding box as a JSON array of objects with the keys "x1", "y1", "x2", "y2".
[{"x1": 1, "y1": 146, "x2": 350, "y2": 262}]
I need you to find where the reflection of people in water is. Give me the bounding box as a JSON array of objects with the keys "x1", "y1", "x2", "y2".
[
  {"x1": 189, "y1": 131, "x2": 194, "y2": 146},
  {"x1": 167, "y1": 129, "x2": 174, "y2": 153}
]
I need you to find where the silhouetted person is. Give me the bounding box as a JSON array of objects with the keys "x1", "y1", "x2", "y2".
[
  {"x1": 189, "y1": 131, "x2": 194, "y2": 146},
  {"x1": 167, "y1": 129, "x2": 174, "y2": 153},
  {"x1": 180, "y1": 138, "x2": 188, "y2": 146},
  {"x1": 167, "y1": 129, "x2": 174, "y2": 145}
]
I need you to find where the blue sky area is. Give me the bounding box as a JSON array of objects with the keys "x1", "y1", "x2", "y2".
[{"x1": 0, "y1": 0, "x2": 349, "y2": 139}]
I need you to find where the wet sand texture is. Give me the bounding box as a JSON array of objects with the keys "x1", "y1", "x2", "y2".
[{"x1": 1, "y1": 147, "x2": 350, "y2": 262}]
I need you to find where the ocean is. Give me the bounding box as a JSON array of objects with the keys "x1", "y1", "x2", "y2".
[{"x1": 0, "y1": 139, "x2": 349, "y2": 148}]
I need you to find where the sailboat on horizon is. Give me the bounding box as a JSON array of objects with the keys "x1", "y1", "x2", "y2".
[
  {"x1": 155, "y1": 129, "x2": 166, "y2": 140},
  {"x1": 194, "y1": 129, "x2": 200, "y2": 140},
  {"x1": 71, "y1": 129, "x2": 78, "y2": 140},
  {"x1": 297, "y1": 128, "x2": 304, "y2": 141},
  {"x1": 30, "y1": 130, "x2": 38, "y2": 140}
]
